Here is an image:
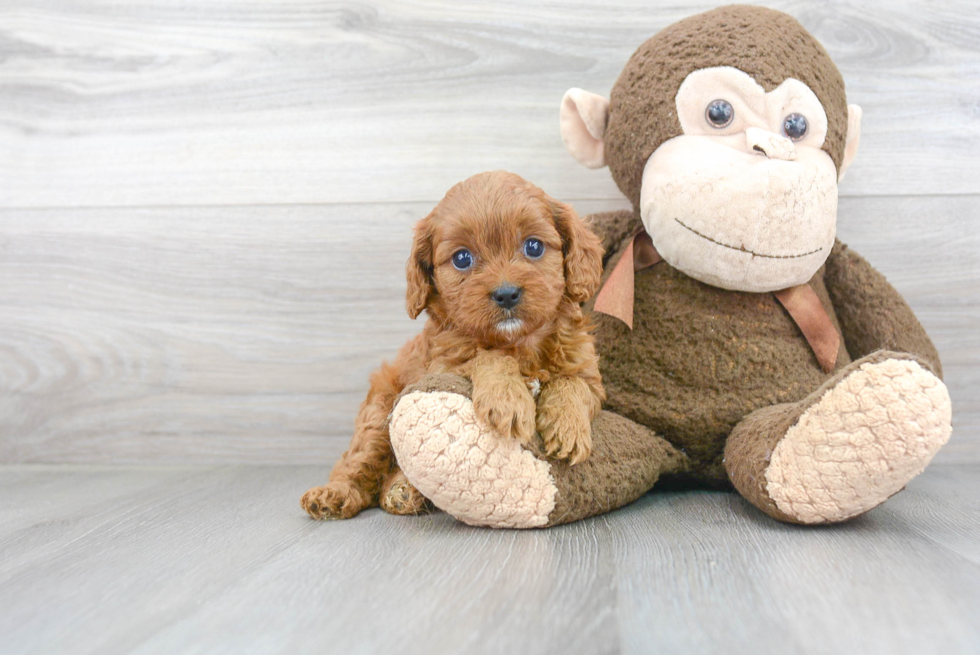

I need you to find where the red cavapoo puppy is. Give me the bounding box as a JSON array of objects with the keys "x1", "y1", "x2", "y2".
[{"x1": 302, "y1": 170, "x2": 605, "y2": 520}]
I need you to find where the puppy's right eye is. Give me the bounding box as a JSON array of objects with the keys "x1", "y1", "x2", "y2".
[
  {"x1": 523, "y1": 238, "x2": 545, "y2": 259},
  {"x1": 451, "y1": 249, "x2": 473, "y2": 271}
]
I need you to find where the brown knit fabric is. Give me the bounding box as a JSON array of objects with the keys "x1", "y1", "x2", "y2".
[
  {"x1": 605, "y1": 5, "x2": 849, "y2": 209},
  {"x1": 394, "y1": 373, "x2": 474, "y2": 403},
  {"x1": 824, "y1": 241, "x2": 943, "y2": 379},
  {"x1": 583, "y1": 209, "x2": 644, "y2": 266},
  {"x1": 723, "y1": 402, "x2": 805, "y2": 523},
  {"x1": 592, "y1": 229, "x2": 852, "y2": 484},
  {"x1": 545, "y1": 411, "x2": 689, "y2": 526}
]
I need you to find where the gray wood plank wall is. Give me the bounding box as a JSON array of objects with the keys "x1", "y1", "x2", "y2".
[{"x1": 1, "y1": 1, "x2": 978, "y2": 464}]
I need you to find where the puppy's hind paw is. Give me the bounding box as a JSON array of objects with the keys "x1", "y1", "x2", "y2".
[
  {"x1": 380, "y1": 474, "x2": 432, "y2": 516},
  {"x1": 301, "y1": 481, "x2": 370, "y2": 520}
]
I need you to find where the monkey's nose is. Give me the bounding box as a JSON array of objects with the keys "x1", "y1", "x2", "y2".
[
  {"x1": 491, "y1": 285, "x2": 523, "y2": 310},
  {"x1": 745, "y1": 127, "x2": 797, "y2": 161}
]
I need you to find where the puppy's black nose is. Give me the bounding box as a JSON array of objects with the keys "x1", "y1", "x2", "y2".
[{"x1": 492, "y1": 285, "x2": 523, "y2": 310}]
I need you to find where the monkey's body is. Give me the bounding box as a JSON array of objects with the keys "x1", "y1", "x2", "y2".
[
  {"x1": 586, "y1": 207, "x2": 947, "y2": 500},
  {"x1": 592, "y1": 210, "x2": 851, "y2": 483}
]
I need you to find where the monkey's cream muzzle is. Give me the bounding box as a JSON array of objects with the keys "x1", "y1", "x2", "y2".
[
  {"x1": 640, "y1": 133, "x2": 838, "y2": 293},
  {"x1": 638, "y1": 67, "x2": 842, "y2": 293}
]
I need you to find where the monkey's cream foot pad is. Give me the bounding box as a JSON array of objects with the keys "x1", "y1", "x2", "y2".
[
  {"x1": 765, "y1": 358, "x2": 952, "y2": 524},
  {"x1": 389, "y1": 391, "x2": 558, "y2": 528}
]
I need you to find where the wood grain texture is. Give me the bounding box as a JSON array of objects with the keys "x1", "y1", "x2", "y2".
[
  {"x1": 1, "y1": 464, "x2": 978, "y2": 655},
  {"x1": 1, "y1": 0, "x2": 978, "y2": 208},
  {"x1": 1, "y1": 196, "x2": 976, "y2": 464}
]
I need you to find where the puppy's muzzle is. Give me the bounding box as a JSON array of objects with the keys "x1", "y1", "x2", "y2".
[{"x1": 491, "y1": 284, "x2": 523, "y2": 310}]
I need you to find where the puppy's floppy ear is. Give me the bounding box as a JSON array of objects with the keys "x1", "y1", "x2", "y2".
[
  {"x1": 550, "y1": 199, "x2": 604, "y2": 303},
  {"x1": 406, "y1": 214, "x2": 436, "y2": 319}
]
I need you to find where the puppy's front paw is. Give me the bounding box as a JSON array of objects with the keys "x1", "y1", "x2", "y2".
[
  {"x1": 472, "y1": 377, "x2": 537, "y2": 444},
  {"x1": 536, "y1": 401, "x2": 592, "y2": 465},
  {"x1": 301, "y1": 481, "x2": 370, "y2": 520}
]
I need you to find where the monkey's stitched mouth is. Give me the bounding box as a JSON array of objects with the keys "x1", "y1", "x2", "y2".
[{"x1": 674, "y1": 218, "x2": 823, "y2": 260}]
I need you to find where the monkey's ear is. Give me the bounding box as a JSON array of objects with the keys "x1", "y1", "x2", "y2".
[
  {"x1": 551, "y1": 199, "x2": 604, "y2": 303},
  {"x1": 406, "y1": 215, "x2": 435, "y2": 319},
  {"x1": 560, "y1": 88, "x2": 610, "y2": 169},
  {"x1": 838, "y1": 104, "x2": 862, "y2": 182}
]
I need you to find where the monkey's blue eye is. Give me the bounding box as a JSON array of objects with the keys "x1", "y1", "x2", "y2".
[
  {"x1": 451, "y1": 249, "x2": 473, "y2": 271},
  {"x1": 523, "y1": 238, "x2": 545, "y2": 259},
  {"x1": 783, "y1": 113, "x2": 808, "y2": 141},
  {"x1": 706, "y1": 99, "x2": 734, "y2": 128}
]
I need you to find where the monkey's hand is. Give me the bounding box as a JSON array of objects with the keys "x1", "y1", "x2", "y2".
[
  {"x1": 824, "y1": 239, "x2": 943, "y2": 377},
  {"x1": 535, "y1": 376, "x2": 596, "y2": 465}
]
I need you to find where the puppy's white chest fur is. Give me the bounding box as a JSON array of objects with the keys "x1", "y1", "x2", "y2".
[{"x1": 527, "y1": 378, "x2": 541, "y2": 398}]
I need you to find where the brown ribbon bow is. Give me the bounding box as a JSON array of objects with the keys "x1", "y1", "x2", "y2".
[{"x1": 593, "y1": 230, "x2": 841, "y2": 373}]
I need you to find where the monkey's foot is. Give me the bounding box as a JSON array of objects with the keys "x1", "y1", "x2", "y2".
[
  {"x1": 388, "y1": 374, "x2": 688, "y2": 528},
  {"x1": 726, "y1": 352, "x2": 952, "y2": 524}
]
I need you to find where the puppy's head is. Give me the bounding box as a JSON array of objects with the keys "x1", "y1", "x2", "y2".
[{"x1": 407, "y1": 171, "x2": 603, "y2": 343}]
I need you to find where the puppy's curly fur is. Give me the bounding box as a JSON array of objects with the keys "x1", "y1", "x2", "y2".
[{"x1": 302, "y1": 171, "x2": 605, "y2": 520}]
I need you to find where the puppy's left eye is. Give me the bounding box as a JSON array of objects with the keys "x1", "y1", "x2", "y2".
[
  {"x1": 523, "y1": 238, "x2": 544, "y2": 259},
  {"x1": 451, "y1": 249, "x2": 473, "y2": 271}
]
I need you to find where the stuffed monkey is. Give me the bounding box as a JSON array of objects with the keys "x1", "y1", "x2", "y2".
[{"x1": 386, "y1": 5, "x2": 952, "y2": 528}]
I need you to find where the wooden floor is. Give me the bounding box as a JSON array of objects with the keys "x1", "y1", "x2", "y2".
[{"x1": 1, "y1": 463, "x2": 978, "y2": 655}]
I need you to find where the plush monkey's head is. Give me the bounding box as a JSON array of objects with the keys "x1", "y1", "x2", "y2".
[{"x1": 560, "y1": 5, "x2": 862, "y2": 293}]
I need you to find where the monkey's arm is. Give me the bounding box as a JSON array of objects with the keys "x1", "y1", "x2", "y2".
[
  {"x1": 824, "y1": 240, "x2": 942, "y2": 378},
  {"x1": 584, "y1": 210, "x2": 642, "y2": 266}
]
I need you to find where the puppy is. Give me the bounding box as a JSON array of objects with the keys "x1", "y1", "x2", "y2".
[{"x1": 301, "y1": 171, "x2": 605, "y2": 520}]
